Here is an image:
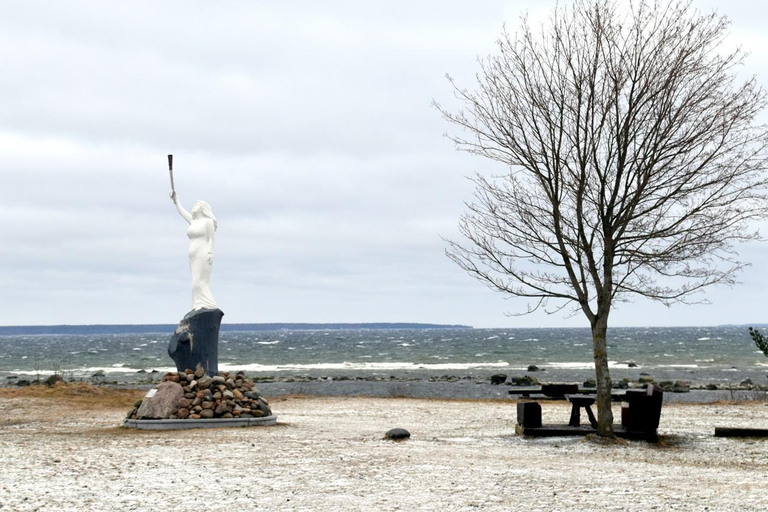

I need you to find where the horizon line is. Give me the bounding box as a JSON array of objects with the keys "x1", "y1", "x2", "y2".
[{"x1": 1, "y1": 322, "x2": 766, "y2": 332}]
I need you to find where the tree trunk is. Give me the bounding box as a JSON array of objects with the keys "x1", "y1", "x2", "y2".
[{"x1": 591, "y1": 316, "x2": 614, "y2": 437}]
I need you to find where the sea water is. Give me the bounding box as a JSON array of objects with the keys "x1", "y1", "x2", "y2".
[{"x1": 1, "y1": 326, "x2": 766, "y2": 385}]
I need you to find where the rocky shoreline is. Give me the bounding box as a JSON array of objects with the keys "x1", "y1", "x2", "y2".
[
  {"x1": 5, "y1": 354, "x2": 768, "y2": 393},
  {"x1": 8, "y1": 368, "x2": 764, "y2": 388},
  {"x1": 5, "y1": 368, "x2": 768, "y2": 404}
]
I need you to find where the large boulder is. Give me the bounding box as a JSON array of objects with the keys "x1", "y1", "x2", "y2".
[
  {"x1": 136, "y1": 381, "x2": 185, "y2": 419},
  {"x1": 490, "y1": 374, "x2": 507, "y2": 385}
]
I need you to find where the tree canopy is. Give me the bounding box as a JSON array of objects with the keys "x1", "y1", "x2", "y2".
[{"x1": 438, "y1": 0, "x2": 768, "y2": 435}]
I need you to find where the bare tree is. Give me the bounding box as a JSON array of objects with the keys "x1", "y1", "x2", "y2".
[{"x1": 437, "y1": 0, "x2": 768, "y2": 436}]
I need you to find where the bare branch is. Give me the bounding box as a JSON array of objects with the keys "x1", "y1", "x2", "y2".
[{"x1": 438, "y1": 0, "x2": 768, "y2": 321}]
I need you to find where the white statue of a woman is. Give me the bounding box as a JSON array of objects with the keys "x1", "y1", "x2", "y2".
[{"x1": 170, "y1": 191, "x2": 218, "y2": 311}]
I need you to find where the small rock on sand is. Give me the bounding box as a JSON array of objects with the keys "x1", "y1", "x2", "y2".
[{"x1": 385, "y1": 428, "x2": 411, "y2": 441}]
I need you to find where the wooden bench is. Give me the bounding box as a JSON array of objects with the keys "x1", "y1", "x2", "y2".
[{"x1": 621, "y1": 385, "x2": 663, "y2": 440}]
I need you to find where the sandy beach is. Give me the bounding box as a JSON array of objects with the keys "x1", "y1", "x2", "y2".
[{"x1": 1, "y1": 386, "x2": 768, "y2": 511}]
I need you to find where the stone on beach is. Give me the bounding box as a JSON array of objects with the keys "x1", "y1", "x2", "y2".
[
  {"x1": 385, "y1": 428, "x2": 411, "y2": 440},
  {"x1": 136, "y1": 381, "x2": 184, "y2": 419},
  {"x1": 490, "y1": 374, "x2": 507, "y2": 385},
  {"x1": 510, "y1": 375, "x2": 539, "y2": 386},
  {"x1": 197, "y1": 376, "x2": 213, "y2": 389},
  {"x1": 45, "y1": 374, "x2": 64, "y2": 387}
]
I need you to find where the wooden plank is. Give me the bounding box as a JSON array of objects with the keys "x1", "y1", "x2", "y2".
[
  {"x1": 715, "y1": 427, "x2": 768, "y2": 438},
  {"x1": 508, "y1": 389, "x2": 627, "y2": 401},
  {"x1": 516, "y1": 424, "x2": 594, "y2": 437},
  {"x1": 516, "y1": 423, "x2": 657, "y2": 441}
]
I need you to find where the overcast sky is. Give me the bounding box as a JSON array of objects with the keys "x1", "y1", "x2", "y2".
[{"x1": 2, "y1": 0, "x2": 767, "y2": 328}]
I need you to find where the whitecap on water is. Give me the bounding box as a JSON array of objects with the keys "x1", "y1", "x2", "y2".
[{"x1": 220, "y1": 361, "x2": 511, "y2": 372}]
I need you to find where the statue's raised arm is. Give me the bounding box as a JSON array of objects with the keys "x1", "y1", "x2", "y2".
[{"x1": 170, "y1": 191, "x2": 193, "y2": 224}]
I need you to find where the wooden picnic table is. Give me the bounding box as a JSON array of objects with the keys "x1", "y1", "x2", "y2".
[{"x1": 565, "y1": 394, "x2": 598, "y2": 428}]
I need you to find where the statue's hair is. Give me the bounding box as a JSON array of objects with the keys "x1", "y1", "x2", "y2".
[{"x1": 195, "y1": 201, "x2": 218, "y2": 230}]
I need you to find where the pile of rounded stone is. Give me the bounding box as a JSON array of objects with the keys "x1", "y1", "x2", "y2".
[{"x1": 127, "y1": 366, "x2": 272, "y2": 420}]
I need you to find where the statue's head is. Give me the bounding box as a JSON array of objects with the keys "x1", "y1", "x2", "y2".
[{"x1": 192, "y1": 201, "x2": 218, "y2": 230}]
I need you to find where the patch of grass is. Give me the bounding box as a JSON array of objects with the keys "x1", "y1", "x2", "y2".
[
  {"x1": 0, "y1": 382, "x2": 144, "y2": 408},
  {"x1": 652, "y1": 434, "x2": 690, "y2": 448},
  {"x1": 583, "y1": 434, "x2": 630, "y2": 446}
]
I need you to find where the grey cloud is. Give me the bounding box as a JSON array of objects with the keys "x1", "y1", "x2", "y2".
[{"x1": 3, "y1": 0, "x2": 768, "y2": 328}]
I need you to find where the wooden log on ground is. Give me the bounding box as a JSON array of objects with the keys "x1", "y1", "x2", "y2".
[{"x1": 715, "y1": 427, "x2": 768, "y2": 438}]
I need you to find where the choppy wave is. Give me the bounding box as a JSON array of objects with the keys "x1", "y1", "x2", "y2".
[
  {"x1": 545, "y1": 361, "x2": 625, "y2": 370},
  {"x1": 218, "y1": 361, "x2": 512, "y2": 372},
  {"x1": 8, "y1": 365, "x2": 177, "y2": 376},
  {"x1": 1, "y1": 325, "x2": 766, "y2": 385}
]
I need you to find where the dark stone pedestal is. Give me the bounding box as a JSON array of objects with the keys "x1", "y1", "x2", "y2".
[{"x1": 168, "y1": 308, "x2": 224, "y2": 376}]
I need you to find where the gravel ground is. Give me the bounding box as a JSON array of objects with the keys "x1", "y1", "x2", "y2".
[{"x1": 1, "y1": 394, "x2": 768, "y2": 511}]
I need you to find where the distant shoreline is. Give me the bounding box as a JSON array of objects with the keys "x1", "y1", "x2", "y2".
[
  {"x1": 3, "y1": 323, "x2": 766, "y2": 336},
  {"x1": 0, "y1": 322, "x2": 473, "y2": 336}
]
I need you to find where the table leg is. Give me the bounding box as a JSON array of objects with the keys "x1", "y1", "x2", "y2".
[
  {"x1": 585, "y1": 406, "x2": 598, "y2": 429},
  {"x1": 568, "y1": 405, "x2": 580, "y2": 427}
]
